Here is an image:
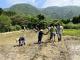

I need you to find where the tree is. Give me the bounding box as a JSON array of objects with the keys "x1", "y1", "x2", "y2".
[
  {"x1": 0, "y1": 15, "x2": 12, "y2": 32},
  {"x1": 72, "y1": 16, "x2": 79, "y2": 24},
  {"x1": 37, "y1": 14, "x2": 45, "y2": 21},
  {"x1": 36, "y1": 14, "x2": 45, "y2": 29},
  {"x1": 61, "y1": 19, "x2": 70, "y2": 24},
  {"x1": 78, "y1": 15, "x2": 80, "y2": 23},
  {"x1": 0, "y1": 8, "x2": 3, "y2": 15},
  {"x1": 11, "y1": 15, "x2": 27, "y2": 25},
  {"x1": 3, "y1": 11, "x2": 16, "y2": 16}
]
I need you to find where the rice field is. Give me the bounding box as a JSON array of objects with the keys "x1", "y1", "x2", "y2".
[
  {"x1": 0, "y1": 29, "x2": 80, "y2": 60},
  {"x1": 63, "y1": 29, "x2": 80, "y2": 37}
]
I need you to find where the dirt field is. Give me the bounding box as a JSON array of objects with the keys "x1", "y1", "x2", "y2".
[{"x1": 0, "y1": 30, "x2": 80, "y2": 60}]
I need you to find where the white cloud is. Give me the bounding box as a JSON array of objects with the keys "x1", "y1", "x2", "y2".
[
  {"x1": 73, "y1": 0, "x2": 80, "y2": 6},
  {"x1": 43, "y1": 0, "x2": 80, "y2": 8},
  {"x1": 2, "y1": 0, "x2": 80, "y2": 8},
  {"x1": 6, "y1": 0, "x2": 35, "y2": 6}
]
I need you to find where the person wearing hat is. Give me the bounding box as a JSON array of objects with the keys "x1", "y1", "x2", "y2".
[
  {"x1": 37, "y1": 28, "x2": 48, "y2": 44},
  {"x1": 38, "y1": 29, "x2": 44, "y2": 44}
]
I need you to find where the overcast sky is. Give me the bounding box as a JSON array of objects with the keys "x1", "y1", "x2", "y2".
[{"x1": 0, "y1": 0, "x2": 80, "y2": 8}]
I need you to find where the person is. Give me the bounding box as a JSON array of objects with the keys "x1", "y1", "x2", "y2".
[
  {"x1": 38, "y1": 29, "x2": 47, "y2": 44},
  {"x1": 49, "y1": 25, "x2": 56, "y2": 42},
  {"x1": 48, "y1": 26, "x2": 51, "y2": 31},
  {"x1": 56, "y1": 23, "x2": 63, "y2": 42},
  {"x1": 38, "y1": 29, "x2": 44, "y2": 44},
  {"x1": 18, "y1": 36, "x2": 26, "y2": 46}
]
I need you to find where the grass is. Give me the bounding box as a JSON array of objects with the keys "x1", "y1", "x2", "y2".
[{"x1": 63, "y1": 29, "x2": 80, "y2": 37}]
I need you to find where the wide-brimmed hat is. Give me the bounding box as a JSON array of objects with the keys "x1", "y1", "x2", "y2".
[{"x1": 40, "y1": 29, "x2": 43, "y2": 31}]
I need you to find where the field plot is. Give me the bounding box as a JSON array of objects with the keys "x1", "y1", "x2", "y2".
[{"x1": 0, "y1": 30, "x2": 80, "y2": 60}]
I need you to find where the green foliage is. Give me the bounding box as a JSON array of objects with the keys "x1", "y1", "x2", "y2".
[
  {"x1": 0, "y1": 15, "x2": 12, "y2": 32},
  {"x1": 9, "y1": 26, "x2": 16, "y2": 31},
  {"x1": 3, "y1": 11, "x2": 16, "y2": 16},
  {"x1": 37, "y1": 14, "x2": 45, "y2": 21},
  {"x1": 5, "y1": 3, "x2": 80, "y2": 19},
  {"x1": 72, "y1": 16, "x2": 80, "y2": 24},
  {"x1": 1, "y1": 4, "x2": 80, "y2": 32},
  {"x1": 15, "y1": 25, "x2": 21, "y2": 30},
  {"x1": 11, "y1": 15, "x2": 27, "y2": 26},
  {"x1": 0, "y1": 15, "x2": 12, "y2": 26},
  {"x1": 64, "y1": 23, "x2": 80, "y2": 29},
  {"x1": 9, "y1": 25, "x2": 21, "y2": 31},
  {"x1": 8, "y1": 4, "x2": 40, "y2": 16},
  {"x1": 42, "y1": 6, "x2": 80, "y2": 19},
  {"x1": 38, "y1": 20, "x2": 48, "y2": 29},
  {"x1": 61, "y1": 19, "x2": 70, "y2": 24},
  {"x1": 0, "y1": 8, "x2": 3, "y2": 15},
  {"x1": 23, "y1": 16, "x2": 38, "y2": 29},
  {"x1": 63, "y1": 29, "x2": 80, "y2": 37}
]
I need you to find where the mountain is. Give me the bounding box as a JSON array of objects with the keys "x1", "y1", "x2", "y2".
[
  {"x1": 6, "y1": 4, "x2": 40, "y2": 16},
  {"x1": 42, "y1": 6, "x2": 80, "y2": 19},
  {"x1": 6, "y1": 4, "x2": 80, "y2": 19}
]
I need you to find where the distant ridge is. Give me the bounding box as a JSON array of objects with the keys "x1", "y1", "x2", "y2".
[
  {"x1": 6, "y1": 4, "x2": 40, "y2": 16},
  {"x1": 6, "y1": 3, "x2": 80, "y2": 19}
]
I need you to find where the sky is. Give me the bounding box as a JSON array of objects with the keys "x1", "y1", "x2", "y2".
[{"x1": 0, "y1": 0, "x2": 80, "y2": 8}]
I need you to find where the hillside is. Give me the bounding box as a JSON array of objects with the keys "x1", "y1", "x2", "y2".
[
  {"x1": 6, "y1": 4, "x2": 80, "y2": 19},
  {"x1": 42, "y1": 6, "x2": 80, "y2": 19},
  {"x1": 7, "y1": 4, "x2": 40, "y2": 16}
]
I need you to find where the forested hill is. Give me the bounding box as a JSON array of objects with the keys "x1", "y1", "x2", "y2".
[
  {"x1": 42, "y1": 6, "x2": 80, "y2": 19},
  {"x1": 6, "y1": 4, "x2": 80, "y2": 19},
  {"x1": 6, "y1": 4, "x2": 40, "y2": 16}
]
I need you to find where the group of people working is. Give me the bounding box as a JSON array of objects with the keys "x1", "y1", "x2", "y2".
[
  {"x1": 38, "y1": 23, "x2": 63, "y2": 44},
  {"x1": 18, "y1": 23, "x2": 63, "y2": 46}
]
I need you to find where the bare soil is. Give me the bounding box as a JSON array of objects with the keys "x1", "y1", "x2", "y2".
[{"x1": 0, "y1": 31, "x2": 80, "y2": 60}]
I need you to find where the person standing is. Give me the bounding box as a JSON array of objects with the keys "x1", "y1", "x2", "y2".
[
  {"x1": 48, "y1": 26, "x2": 51, "y2": 31},
  {"x1": 38, "y1": 29, "x2": 48, "y2": 44},
  {"x1": 38, "y1": 29, "x2": 44, "y2": 44},
  {"x1": 56, "y1": 23, "x2": 63, "y2": 42},
  {"x1": 49, "y1": 25, "x2": 56, "y2": 42}
]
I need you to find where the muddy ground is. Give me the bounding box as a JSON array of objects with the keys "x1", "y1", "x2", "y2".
[{"x1": 0, "y1": 36, "x2": 80, "y2": 60}]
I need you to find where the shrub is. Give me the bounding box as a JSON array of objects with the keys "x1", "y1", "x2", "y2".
[
  {"x1": 64, "y1": 22, "x2": 80, "y2": 29},
  {"x1": 9, "y1": 25, "x2": 21, "y2": 31},
  {"x1": 9, "y1": 26, "x2": 16, "y2": 31},
  {"x1": 0, "y1": 15, "x2": 12, "y2": 32},
  {"x1": 15, "y1": 25, "x2": 21, "y2": 30}
]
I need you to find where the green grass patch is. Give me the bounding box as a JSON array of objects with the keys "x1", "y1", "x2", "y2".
[{"x1": 63, "y1": 29, "x2": 80, "y2": 37}]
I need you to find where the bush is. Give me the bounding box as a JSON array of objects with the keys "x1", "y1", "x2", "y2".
[
  {"x1": 15, "y1": 25, "x2": 21, "y2": 30},
  {"x1": 72, "y1": 16, "x2": 80, "y2": 24},
  {"x1": 0, "y1": 26, "x2": 10, "y2": 32},
  {"x1": 39, "y1": 21, "x2": 48, "y2": 29},
  {"x1": 64, "y1": 23, "x2": 80, "y2": 29},
  {"x1": 9, "y1": 26, "x2": 17, "y2": 31},
  {"x1": 11, "y1": 15, "x2": 27, "y2": 26},
  {"x1": 61, "y1": 19, "x2": 70, "y2": 24},
  {"x1": 0, "y1": 15, "x2": 12, "y2": 26},
  {"x1": 9, "y1": 25, "x2": 21, "y2": 31},
  {"x1": 0, "y1": 15, "x2": 12, "y2": 32}
]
